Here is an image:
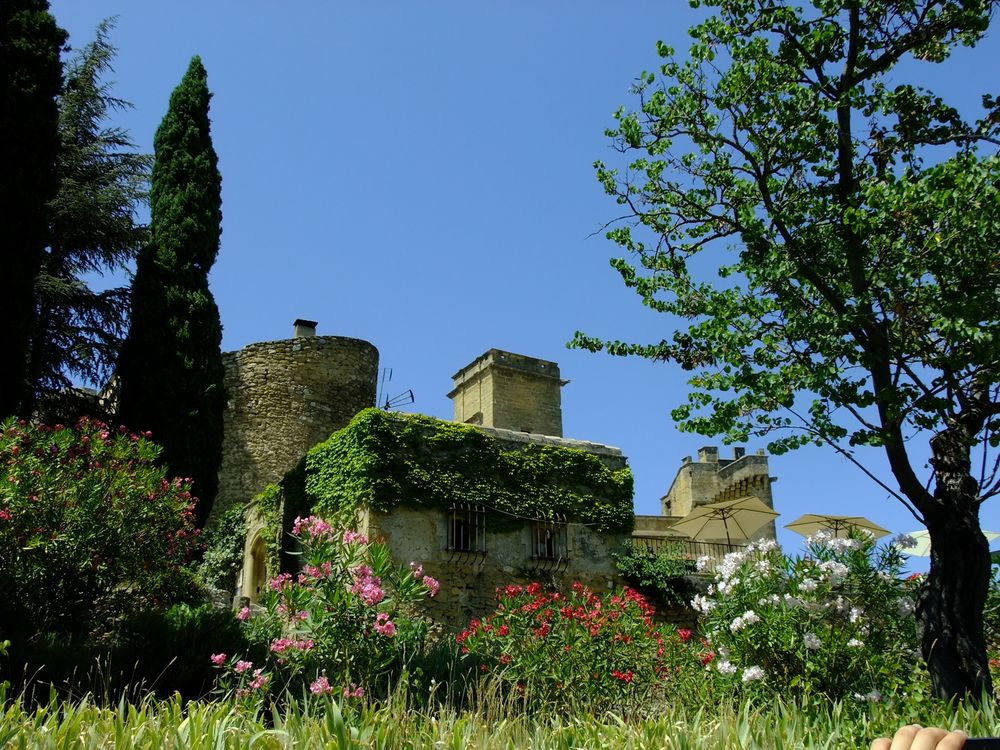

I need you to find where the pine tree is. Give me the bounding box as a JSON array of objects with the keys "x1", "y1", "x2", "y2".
[
  {"x1": 117, "y1": 56, "x2": 225, "y2": 526},
  {"x1": 0, "y1": 0, "x2": 66, "y2": 417},
  {"x1": 28, "y1": 20, "x2": 151, "y2": 420}
]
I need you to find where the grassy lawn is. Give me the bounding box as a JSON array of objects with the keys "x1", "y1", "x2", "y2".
[{"x1": 2, "y1": 689, "x2": 999, "y2": 749}]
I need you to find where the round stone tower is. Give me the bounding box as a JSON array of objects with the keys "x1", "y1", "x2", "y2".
[{"x1": 213, "y1": 320, "x2": 379, "y2": 521}]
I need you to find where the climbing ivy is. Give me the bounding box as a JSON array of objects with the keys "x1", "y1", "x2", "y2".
[
  {"x1": 252, "y1": 483, "x2": 284, "y2": 575},
  {"x1": 305, "y1": 409, "x2": 634, "y2": 533},
  {"x1": 197, "y1": 504, "x2": 247, "y2": 590}
]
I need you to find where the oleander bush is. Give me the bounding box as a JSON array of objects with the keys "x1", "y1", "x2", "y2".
[
  {"x1": 0, "y1": 417, "x2": 200, "y2": 644},
  {"x1": 213, "y1": 516, "x2": 439, "y2": 706},
  {"x1": 693, "y1": 533, "x2": 918, "y2": 704},
  {"x1": 456, "y1": 582, "x2": 717, "y2": 714}
]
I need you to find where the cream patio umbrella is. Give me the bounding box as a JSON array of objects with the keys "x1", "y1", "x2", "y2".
[
  {"x1": 670, "y1": 496, "x2": 779, "y2": 550},
  {"x1": 897, "y1": 529, "x2": 1000, "y2": 557},
  {"x1": 784, "y1": 513, "x2": 891, "y2": 540}
]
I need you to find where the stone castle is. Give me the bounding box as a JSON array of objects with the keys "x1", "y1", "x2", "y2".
[{"x1": 214, "y1": 320, "x2": 777, "y2": 623}]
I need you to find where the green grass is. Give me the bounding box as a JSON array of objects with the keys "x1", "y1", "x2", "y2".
[{"x1": 2, "y1": 686, "x2": 999, "y2": 749}]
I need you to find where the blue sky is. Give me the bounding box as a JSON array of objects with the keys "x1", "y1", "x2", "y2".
[{"x1": 49, "y1": 1, "x2": 1000, "y2": 565}]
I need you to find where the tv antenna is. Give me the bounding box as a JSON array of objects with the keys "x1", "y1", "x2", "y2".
[{"x1": 377, "y1": 367, "x2": 415, "y2": 411}]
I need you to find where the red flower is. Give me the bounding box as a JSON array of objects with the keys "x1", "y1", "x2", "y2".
[
  {"x1": 611, "y1": 669, "x2": 634, "y2": 683},
  {"x1": 677, "y1": 628, "x2": 693, "y2": 643}
]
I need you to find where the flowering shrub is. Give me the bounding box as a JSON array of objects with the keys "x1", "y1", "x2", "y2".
[
  {"x1": 0, "y1": 417, "x2": 199, "y2": 640},
  {"x1": 694, "y1": 534, "x2": 917, "y2": 702},
  {"x1": 457, "y1": 582, "x2": 712, "y2": 713},
  {"x1": 212, "y1": 516, "x2": 437, "y2": 704}
]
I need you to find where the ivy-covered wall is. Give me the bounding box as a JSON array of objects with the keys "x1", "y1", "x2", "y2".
[{"x1": 303, "y1": 409, "x2": 634, "y2": 533}]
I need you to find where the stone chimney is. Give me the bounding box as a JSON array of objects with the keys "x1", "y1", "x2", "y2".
[{"x1": 293, "y1": 319, "x2": 318, "y2": 338}]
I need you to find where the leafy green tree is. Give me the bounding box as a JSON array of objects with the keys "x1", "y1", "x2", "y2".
[
  {"x1": 0, "y1": 0, "x2": 66, "y2": 418},
  {"x1": 27, "y1": 20, "x2": 151, "y2": 420},
  {"x1": 573, "y1": 0, "x2": 1000, "y2": 699},
  {"x1": 116, "y1": 56, "x2": 225, "y2": 527}
]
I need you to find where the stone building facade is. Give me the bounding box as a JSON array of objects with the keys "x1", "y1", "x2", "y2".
[{"x1": 354, "y1": 424, "x2": 629, "y2": 629}]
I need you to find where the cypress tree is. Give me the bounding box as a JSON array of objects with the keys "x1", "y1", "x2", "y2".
[
  {"x1": 0, "y1": 0, "x2": 66, "y2": 417},
  {"x1": 117, "y1": 56, "x2": 225, "y2": 526}
]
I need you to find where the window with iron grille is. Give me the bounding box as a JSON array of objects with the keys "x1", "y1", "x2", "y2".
[
  {"x1": 531, "y1": 517, "x2": 568, "y2": 561},
  {"x1": 447, "y1": 503, "x2": 486, "y2": 553}
]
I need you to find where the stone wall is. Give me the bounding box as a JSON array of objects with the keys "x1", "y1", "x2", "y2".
[
  {"x1": 214, "y1": 334, "x2": 378, "y2": 523},
  {"x1": 362, "y1": 506, "x2": 627, "y2": 630}
]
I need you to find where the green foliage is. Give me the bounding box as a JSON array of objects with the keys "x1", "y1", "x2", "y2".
[
  {"x1": 0, "y1": 417, "x2": 199, "y2": 642},
  {"x1": 198, "y1": 504, "x2": 248, "y2": 591},
  {"x1": 114, "y1": 603, "x2": 253, "y2": 700},
  {"x1": 574, "y1": 0, "x2": 999, "y2": 699},
  {"x1": 457, "y1": 582, "x2": 715, "y2": 714},
  {"x1": 306, "y1": 409, "x2": 634, "y2": 533},
  {"x1": 252, "y1": 483, "x2": 284, "y2": 575},
  {"x1": 29, "y1": 19, "x2": 150, "y2": 420},
  {"x1": 0, "y1": 0, "x2": 67, "y2": 418},
  {"x1": 216, "y1": 516, "x2": 438, "y2": 705},
  {"x1": 116, "y1": 56, "x2": 225, "y2": 526},
  {"x1": 696, "y1": 535, "x2": 917, "y2": 704},
  {"x1": 613, "y1": 540, "x2": 697, "y2": 606}
]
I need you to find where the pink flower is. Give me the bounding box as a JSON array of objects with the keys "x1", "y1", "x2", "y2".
[
  {"x1": 310, "y1": 675, "x2": 333, "y2": 695},
  {"x1": 343, "y1": 683, "x2": 364, "y2": 698},
  {"x1": 291, "y1": 515, "x2": 334, "y2": 542},
  {"x1": 237, "y1": 607, "x2": 251, "y2": 621},
  {"x1": 350, "y1": 566, "x2": 385, "y2": 606},
  {"x1": 409, "y1": 561, "x2": 424, "y2": 579},
  {"x1": 234, "y1": 660, "x2": 253, "y2": 674},
  {"x1": 210, "y1": 653, "x2": 227, "y2": 666},
  {"x1": 374, "y1": 612, "x2": 397, "y2": 637},
  {"x1": 270, "y1": 637, "x2": 315, "y2": 654},
  {"x1": 422, "y1": 575, "x2": 440, "y2": 597},
  {"x1": 268, "y1": 573, "x2": 293, "y2": 591},
  {"x1": 0, "y1": 509, "x2": 11, "y2": 521},
  {"x1": 343, "y1": 530, "x2": 368, "y2": 545},
  {"x1": 249, "y1": 668, "x2": 269, "y2": 690}
]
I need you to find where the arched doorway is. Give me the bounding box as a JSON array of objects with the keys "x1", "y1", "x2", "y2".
[{"x1": 249, "y1": 535, "x2": 267, "y2": 603}]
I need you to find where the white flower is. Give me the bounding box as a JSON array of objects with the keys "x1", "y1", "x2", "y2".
[
  {"x1": 782, "y1": 593, "x2": 803, "y2": 608},
  {"x1": 742, "y1": 666, "x2": 765, "y2": 683},
  {"x1": 729, "y1": 610, "x2": 760, "y2": 633},
  {"x1": 892, "y1": 533, "x2": 918, "y2": 550},
  {"x1": 818, "y1": 560, "x2": 849, "y2": 583},
  {"x1": 847, "y1": 638, "x2": 864, "y2": 647},
  {"x1": 717, "y1": 660, "x2": 737, "y2": 675},
  {"x1": 897, "y1": 598, "x2": 915, "y2": 617},
  {"x1": 757, "y1": 594, "x2": 780, "y2": 606},
  {"x1": 798, "y1": 578, "x2": 818, "y2": 593},
  {"x1": 853, "y1": 689, "x2": 882, "y2": 702},
  {"x1": 803, "y1": 632, "x2": 821, "y2": 650},
  {"x1": 717, "y1": 551, "x2": 748, "y2": 581},
  {"x1": 755, "y1": 559, "x2": 771, "y2": 574},
  {"x1": 849, "y1": 607, "x2": 863, "y2": 624},
  {"x1": 691, "y1": 594, "x2": 716, "y2": 614},
  {"x1": 827, "y1": 537, "x2": 860, "y2": 553},
  {"x1": 696, "y1": 555, "x2": 712, "y2": 572},
  {"x1": 806, "y1": 530, "x2": 832, "y2": 546}
]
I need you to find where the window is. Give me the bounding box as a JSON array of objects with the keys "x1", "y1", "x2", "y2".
[
  {"x1": 447, "y1": 503, "x2": 486, "y2": 554},
  {"x1": 531, "y1": 516, "x2": 568, "y2": 561}
]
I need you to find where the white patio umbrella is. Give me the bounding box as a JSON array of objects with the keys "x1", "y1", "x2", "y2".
[
  {"x1": 784, "y1": 513, "x2": 891, "y2": 540},
  {"x1": 670, "y1": 496, "x2": 779, "y2": 549},
  {"x1": 897, "y1": 529, "x2": 1000, "y2": 557}
]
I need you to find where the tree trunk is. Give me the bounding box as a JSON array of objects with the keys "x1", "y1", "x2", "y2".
[{"x1": 916, "y1": 458, "x2": 993, "y2": 699}]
